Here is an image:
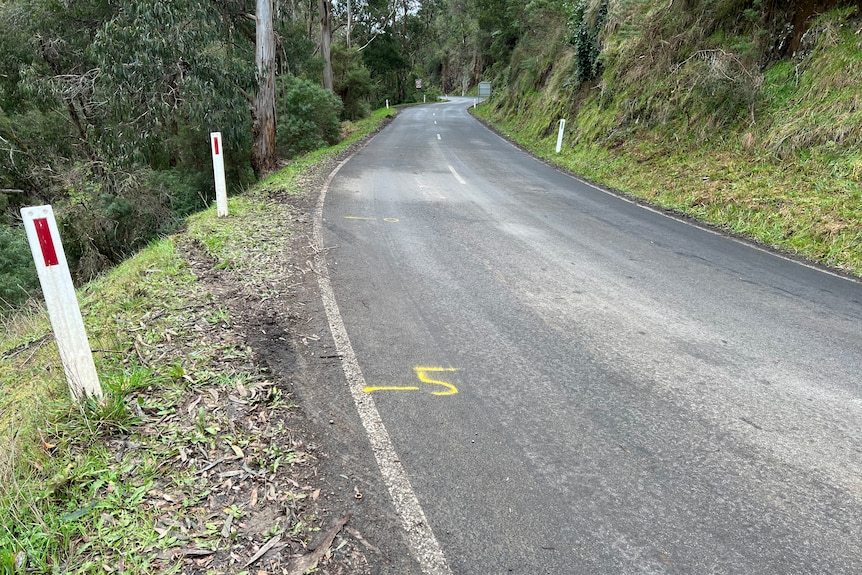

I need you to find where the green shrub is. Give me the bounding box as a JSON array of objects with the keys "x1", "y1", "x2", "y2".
[
  {"x1": 334, "y1": 46, "x2": 375, "y2": 121},
  {"x1": 276, "y1": 75, "x2": 344, "y2": 159},
  {"x1": 147, "y1": 168, "x2": 213, "y2": 220},
  {"x1": 56, "y1": 165, "x2": 179, "y2": 282},
  {"x1": 337, "y1": 66, "x2": 373, "y2": 120},
  {"x1": 568, "y1": 0, "x2": 608, "y2": 84},
  {"x1": 0, "y1": 225, "x2": 38, "y2": 311}
]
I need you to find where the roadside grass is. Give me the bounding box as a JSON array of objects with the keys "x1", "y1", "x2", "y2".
[
  {"x1": 0, "y1": 107, "x2": 395, "y2": 574},
  {"x1": 473, "y1": 9, "x2": 862, "y2": 276},
  {"x1": 0, "y1": 239, "x2": 200, "y2": 573}
]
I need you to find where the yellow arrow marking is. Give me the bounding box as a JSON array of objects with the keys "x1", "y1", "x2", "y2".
[{"x1": 363, "y1": 367, "x2": 459, "y2": 395}]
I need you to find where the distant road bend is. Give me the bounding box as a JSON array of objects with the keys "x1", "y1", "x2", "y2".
[{"x1": 319, "y1": 97, "x2": 862, "y2": 574}]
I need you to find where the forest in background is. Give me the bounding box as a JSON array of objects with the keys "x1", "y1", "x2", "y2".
[
  {"x1": 0, "y1": 0, "x2": 457, "y2": 310},
  {"x1": 3, "y1": 0, "x2": 861, "y2": 312}
]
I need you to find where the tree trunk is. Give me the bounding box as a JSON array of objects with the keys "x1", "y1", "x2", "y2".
[
  {"x1": 252, "y1": 0, "x2": 277, "y2": 178},
  {"x1": 346, "y1": 0, "x2": 352, "y2": 48},
  {"x1": 319, "y1": 0, "x2": 334, "y2": 90}
]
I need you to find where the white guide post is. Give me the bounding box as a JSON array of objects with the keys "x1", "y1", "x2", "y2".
[
  {"x1": 211, "y1": 132, "x2": 228, "y2": 217},
  {"x1": 556, "y1": 119, "x2": 567, "y2": 154},
  {"x1": 21, "y1": 205, "x2": 103, "y2": 401},
  {"x1": 386, "y1": 99, "x2": 390, "y2": 109}
]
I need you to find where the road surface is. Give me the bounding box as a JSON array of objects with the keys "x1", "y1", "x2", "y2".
[{"x1": 319, "y1": 97, "x2": 862, "y2": 573}]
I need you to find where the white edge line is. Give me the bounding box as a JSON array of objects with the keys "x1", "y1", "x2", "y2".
[
  {"x1": 313, "y1": 154, "x2": 454, "y2": 575},
  {"x1": 447, "y1": 165, "x2": 466, "y2": 185}
]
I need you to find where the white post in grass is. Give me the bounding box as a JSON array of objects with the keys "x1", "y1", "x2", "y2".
[
  {"x1": 556, "y1": 119, "x2": 567, "y2": 154},
  {"x1": 386, "y1": 99, "x2": 389, "y2": 109},
  {"x1": 21, "y1": 205, "x2": 103, "y2": 401},
  {"x1": 211, "y1": 132, "x2": 228, "y2": 217}
]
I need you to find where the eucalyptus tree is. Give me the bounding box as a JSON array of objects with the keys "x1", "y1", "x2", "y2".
[
  {"x1": 0, "y1": 0, "x2": 256, "y2": 279},
  {"x1": 320, "y1": 0, "x2": 334, "y2": 89},
  {"x1": 253, "y1": 0, "x2": 278, "y2": 176}
]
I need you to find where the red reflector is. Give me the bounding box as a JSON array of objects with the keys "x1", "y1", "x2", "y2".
[
  {"x1": 213, "y1": 136, "x2": 220, "y2": 156},
  {"x1": 34, "y1": 218, "x2": 59, "y2": 267}
]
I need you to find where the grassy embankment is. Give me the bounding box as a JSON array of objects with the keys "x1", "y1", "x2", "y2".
[
  {"x1": 475, "y1": 4, "x2": 862, "y2": 275},
  {"x1": 0, "y1": 108, "x2": 395, "y2": 574}
]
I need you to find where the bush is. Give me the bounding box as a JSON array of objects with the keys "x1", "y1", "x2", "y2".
[
  {"x1": 0, "y1": 225, "x2": 38, "y2": 311},
  {"x1": 276, "y1": 75, "x2": 343, "y2": 159},
  {"x1": 568, "y1": 0, "x2": 608, "y2": 84},
  {"x1": 55, "y1": 165, "x2": 179, "y2": 281},
  {"x1": 334, "y1": 45, "x2": 375, "y2": 120},
  {"x1": 147, "y1": 168, "x2": 213, "y2": 220},
  {"x1": 337, "y1": 67, "x2": 373, "y2": 121}
]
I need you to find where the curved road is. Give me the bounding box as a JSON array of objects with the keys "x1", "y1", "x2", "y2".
[{"x1": 320, "y1": 97, "x2": 862, "y2": 573}]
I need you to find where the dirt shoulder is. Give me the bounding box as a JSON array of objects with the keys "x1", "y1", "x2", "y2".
[{"x1": 170, "y1": 132, "x2": 421, "y2": 574}]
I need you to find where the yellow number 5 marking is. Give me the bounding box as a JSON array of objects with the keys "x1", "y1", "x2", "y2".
[
  {"x1": 363, "y1": 367, "x2": 459, "y2": 395},
  {"x1": 415, "y1": 367, "x2": 459, "y2": 396}
]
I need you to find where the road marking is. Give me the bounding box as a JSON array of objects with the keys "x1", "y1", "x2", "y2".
[
  {"x1": 364, "y1": 367, "x2": 459, "y2": 395},
  {"x1": 315, "y1": 155, "x2": 454, "y2": 575},
  {"x1": 416, "y1": 367, "x2": 459, "y2": 396},
  {"x1": 364, "y1": 385, "x2": 421, "y2": 393},
  {"x1": 448, "y1": 165, "x2": 466, "y2": 185},
  {"x1": 436, "y1": 133, "x2": 441, "y2": 140},
  {"x1": 344, "y1": 216, "x2": 400, "y2": 222}
]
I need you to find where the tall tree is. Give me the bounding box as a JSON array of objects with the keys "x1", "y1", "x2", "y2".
[
  {"x1": 319, "y1": 0, "x2": 334, "y2": 90},
  {"x1": 252, "y1": 0, "x2": 278, "y2": 176}
]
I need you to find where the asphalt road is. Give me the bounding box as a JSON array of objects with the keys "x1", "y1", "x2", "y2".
[{"x1": 320, "y1": 97, "x2": 862, "y2": 574}]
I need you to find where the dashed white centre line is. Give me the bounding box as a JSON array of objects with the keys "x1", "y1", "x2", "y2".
[
  {"x1": 448, "y1": 165, "x2": 466, "y2": 185},
  {"x1": 436, "y1": 133, "x2": 441, "y2": 140}
]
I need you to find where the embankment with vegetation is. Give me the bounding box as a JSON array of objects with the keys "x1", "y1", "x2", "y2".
[
  {"x1": 474, "y1": 0, "x2": 862, "y2": 275},
  {"x1": 0, "y1": 109, "x2": 394, "y2": 574}
]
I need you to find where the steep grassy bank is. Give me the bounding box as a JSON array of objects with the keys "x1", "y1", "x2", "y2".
[
  {"x1": 478, "y1": 2, "x2": 862, "y2": 275},
  {"x1": 0, "y1": 108, "x2": 394, "y2": 574}
]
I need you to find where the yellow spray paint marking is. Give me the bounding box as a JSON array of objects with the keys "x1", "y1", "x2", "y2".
[
  {"x1": 415, "y1": 367, "x2": 459, "y2": 396},
  {"x1": 363, "y1": 385, "x2": 420, "y2": 393},
  {"x1": 363, "y1": 367, "x2": 459, "y2": 395},
  {"x1": 344, "y1": 216, "x2": 400, "y2": 222}
]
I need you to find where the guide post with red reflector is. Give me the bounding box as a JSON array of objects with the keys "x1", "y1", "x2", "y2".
[
  {"x1": 211, "y1": 132, "x2": 228, "y2": 217},
  {"x1": 21, "y1": 205, "x2": 103, "y2": 401}
]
